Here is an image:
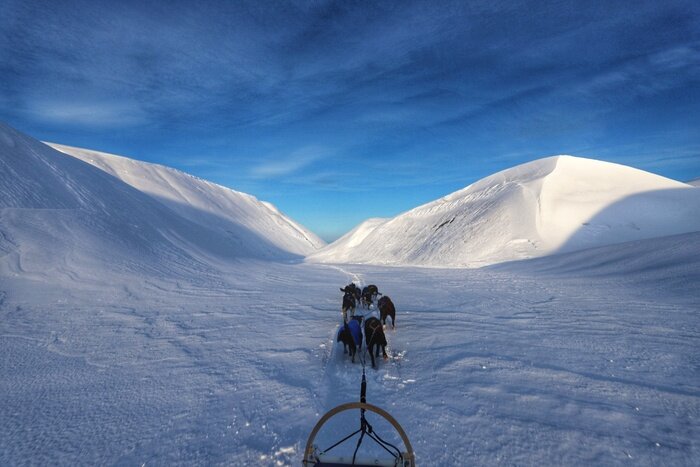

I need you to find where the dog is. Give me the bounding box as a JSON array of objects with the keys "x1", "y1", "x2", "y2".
[
  {"x1": 377, "y1": 296, "x2": 396, "y2": 328},
  {"x1": 341, "y1": 291, "x2": 356, "y2": 322},
  {"x1": 361, "y1": 284, "x2": 379, "y2": 308},
  {"x1": 337, "y1": 323, "x2": 357, "y2": 362},
  {"x1": 364, "y1": 316, "x2": 388, "y2": 369},
  {"x1": 348, "y1": 317, "x2": 363, "y2": 350},
  {"x1": 337, "y1": 319, "x2": 363, "y2": 363},
  {"x1": 340, "y1": 283, "x2": 359, "y2": 295},
  {"x1": 352, "y1": 286, "x2": 361, "y2": 304}
]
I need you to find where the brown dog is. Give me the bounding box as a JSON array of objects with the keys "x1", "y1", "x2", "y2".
[{"x1": 377, "y1": 295, "x2": 395, "y2": 328}]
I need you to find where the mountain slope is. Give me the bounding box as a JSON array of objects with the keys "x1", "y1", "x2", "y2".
[
  {"x1": 48, "y1": 143, "x2": 324, "y2": 257},
  {"x1": 311, "y1": 217, "x2": 388, "y2": 264},
  {"x1": 0, "y1": 122, "x2": 323, "y2": 281},
  {"x1": 309, "y1": 156, "x2": 700, "y2": 267}
]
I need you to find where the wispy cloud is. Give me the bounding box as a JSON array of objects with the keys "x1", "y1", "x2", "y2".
[
  {"x1": 25, "y1": 99, "x2": 148, "y2": 127},
  {"x1": 250, "y1": 145, "x2": 333, "y2": 178},
  {"x1": 578, "y1": 43, "x2": 700, "y2": 102}
]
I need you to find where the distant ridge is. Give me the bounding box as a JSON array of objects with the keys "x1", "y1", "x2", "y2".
[{"x1": 309, "y1": 156, "x2": 700, "y2": 267}]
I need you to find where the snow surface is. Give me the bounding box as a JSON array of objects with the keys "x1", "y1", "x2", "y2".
[
  {"x1": 2, "y1": 122, "x2": 699, "y2": 465},
  {"x1": 309, "y1": 156, "x2": 700, "y2": 267},
  {"x1": 687, "y1": 178, "x2": 700, "y2": 187},
  {"x1": 2, "y1": 239, "x2": 699, "y2": 466}
]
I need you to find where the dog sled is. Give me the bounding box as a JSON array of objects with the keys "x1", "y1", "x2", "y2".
[{"x1": 302, "y1": 370, "x2": 415, "y2": 466}]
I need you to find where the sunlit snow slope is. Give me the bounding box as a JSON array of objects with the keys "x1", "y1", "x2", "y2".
[
  {"x1": 0, "y1": 122, "x2": 323, "y2": 280},
  {"x1": 309, "y1": 156, "x2": 700, "y2": 267},
  {"x1": 48, "y1": 143, "x2": 324, "y2": 257}
]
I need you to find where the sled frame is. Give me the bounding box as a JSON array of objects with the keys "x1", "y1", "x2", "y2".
[{"x1": 303, "y1": 402, "x2": 415, "y2": 467}]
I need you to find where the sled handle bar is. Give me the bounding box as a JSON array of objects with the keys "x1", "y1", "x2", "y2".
[{"x1": 303, "y1": 402, "x2": 415, "y2": 467}]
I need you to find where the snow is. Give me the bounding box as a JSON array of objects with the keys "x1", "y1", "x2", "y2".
[
  {"x1": 309, "y1": 156, "x2": 700, "y2": 267},
  {"x1": 2, "y1": 243, "x2": 698, "y2": 465},
  {"x1": 313, "y1": 218, "x2": 389, "y2": 263},
  {"x1": 47, "y1": 142, "x2": 325, "y2": 257},
  {"x1": 0, "y1": 122, "x2": 324, "y2": 284},
  {"x1": 687, "y1": 177, "x2": 700, "y2": 187},
  {"x1": 2, "y1": 122, "x2": 699, "y2": 465}
]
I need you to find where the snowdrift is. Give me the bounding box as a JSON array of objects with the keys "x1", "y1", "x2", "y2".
[
  {"x1": 0, "y1": 122, "x2": 323, "y2": 280},
  {"x1": 309, "y1": 156, "x2": 700, "y2": 267}
]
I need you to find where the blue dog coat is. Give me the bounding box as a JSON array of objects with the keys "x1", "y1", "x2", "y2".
[{"x1": 347, "y1": 319, "x2": 362, "y2": 345}]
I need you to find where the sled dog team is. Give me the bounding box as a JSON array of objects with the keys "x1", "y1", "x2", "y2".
[{"x1": 336, "y1": 282, "x2": 396, "y2": 369}]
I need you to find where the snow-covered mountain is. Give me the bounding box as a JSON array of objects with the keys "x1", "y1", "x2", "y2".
[
  {"x1": 688, "y1": 177, "x2": 700, "y2": 187},
  {"x1": 314, "y1": 217, "x2": 388, "y2": 264},
  {"x1": 47, "y1": 143, "x2": 324, "y2": 257},
  {"x1": 0, "y1": 122, "x2": 323, "y2": 280},
  {"x1": 309, "y1": 156, "x2": 700, "y2": 267}
]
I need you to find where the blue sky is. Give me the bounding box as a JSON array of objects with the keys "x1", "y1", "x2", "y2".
[{"x1": 2, "y1": 0, "x2": 699, "y2": 241}]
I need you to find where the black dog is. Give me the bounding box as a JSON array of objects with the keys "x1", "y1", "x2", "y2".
[
  {"x1": 337, "y1": 322, "x2": 357, "y2": 362},
  {"x1": 377, "y1": 296, "x2": 396, "y2": 328},
  {"x1": 361, "y1": 284, "x2": 379, "y2": 309},
  {"x1": 364, "y1": 317, "x2": 388, "y2": 369},
  {"x1": 352, "y1": 286, "x2": 361, "y2": 304},
  {"x1": 341, "y1": 291, "x2": 356, "y2": 322},
  {"x1": 340, "y1": 283, "x2": 358, "y2": 295}
]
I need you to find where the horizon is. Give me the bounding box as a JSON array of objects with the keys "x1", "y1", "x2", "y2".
[{"x1": 2, "y1": 1, "x2": 699, "y2": 242}]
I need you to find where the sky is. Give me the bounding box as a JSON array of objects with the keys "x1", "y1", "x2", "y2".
[{"x1": 1, "y1": 0, "x2": 699, "y2": 242}]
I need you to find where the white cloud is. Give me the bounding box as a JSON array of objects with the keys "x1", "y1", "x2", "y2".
[
  {"x1": 26, "y1": 99, "x2": 148, "y2": 127},
  {"x1": 250, "y1": 145, "x2": 332, "y2": 178}
]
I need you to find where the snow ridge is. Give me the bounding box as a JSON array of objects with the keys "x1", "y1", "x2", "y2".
[
  {"x1": 48, "y1": 143, "x2": 325, "y2": 256},
  {"x1": 309, "y1": 156, "x2": 700, "y2": 267}
]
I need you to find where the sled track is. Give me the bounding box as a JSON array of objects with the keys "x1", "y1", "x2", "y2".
[
  {"x1": 325, "y1": 265, "x2": 364, "y2": 289},
  {"x1": 321, "y1": 319, "x2": 408, "y2": 412}
]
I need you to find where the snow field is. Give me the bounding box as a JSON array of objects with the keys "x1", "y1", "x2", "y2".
[{"x1": 2, "y1": 253, "x2": 698, "y2": 466}]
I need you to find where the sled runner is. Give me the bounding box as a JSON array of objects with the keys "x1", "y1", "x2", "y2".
[{"x1": 302, "y1": 370, "x2": 415, "y2": 466}]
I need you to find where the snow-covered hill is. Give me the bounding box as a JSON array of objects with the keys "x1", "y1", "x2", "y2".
[
  {"x1": 309, "y1": 156, "x2": 700, "y2": 267},
  {"x1": 48, "y1": 143, "x2": 324, "y2": 257},
  {"x1": 313, "y1": 217, "x2": 388, "y2": 264},
  {"x1": 0, "y1": 122, "x2": 323, "y2": 281},
  {"x1": 688, "y1": 177, "x2": 700, "y2": 187}
]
